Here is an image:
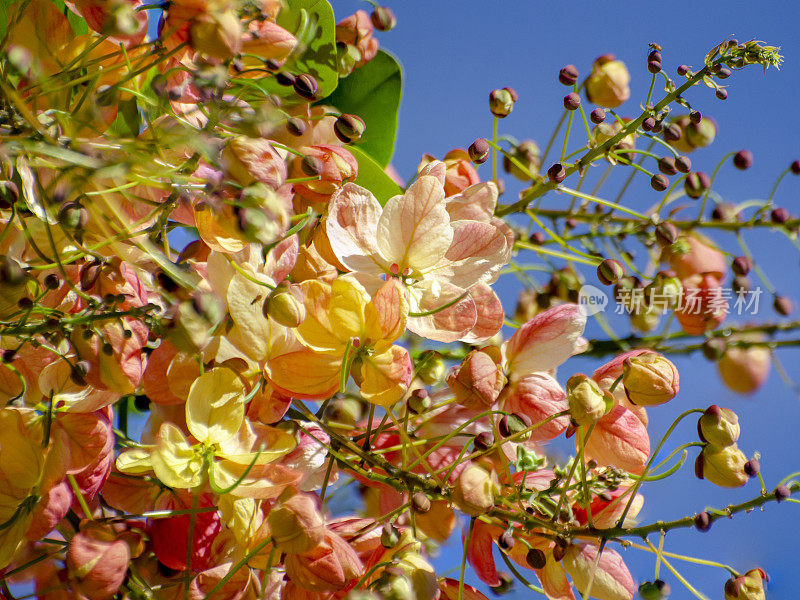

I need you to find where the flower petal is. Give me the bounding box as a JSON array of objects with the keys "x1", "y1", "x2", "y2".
[
  {"x1": 406, "y1": 281, "x2": 477, "y2": 343},
  {"x1": 460, "y1": 283, "x2": 505, "y2": 344},
  {"x1": 326, "y1": 183, "x2": 386, "y2": 275},
  {"x1": 583, "y1": 404, "x2": 650, "y2": 475},
  {"x1": 357, "y1": 345, "x2": 412, "y2": 407},
  {"x1": 186, "y1": 368, "x2": 246, "y2": 446}
]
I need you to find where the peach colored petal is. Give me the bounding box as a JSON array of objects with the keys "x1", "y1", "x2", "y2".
[
  {"x1": 326, "y1": 183, "x2": 386, "y2": 275},
  {"x1": 501, "y1": 372, "x2": 570, "y2": 442},
  {"x1": 267, "y1": 349, "x2": 341, "y2": 400},
  {"x1": 583, "y1": 404, "x2": 650, "y2": 475},
  {"x1": 358, "y1": 346, "x2": 412, "y2": 407},
  {"x1": 461, "y1": 283, "x2": 505, "y2": 343}
]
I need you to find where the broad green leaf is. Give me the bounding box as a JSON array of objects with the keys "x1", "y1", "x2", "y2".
[
  {"x1": 322, "y1": 49, "x2": 402, "y2": 167},
  {"x1": 349, "y1": 146, "x2": 403, "y2": 206},
  {"x1": 258, "y1": 0, "x2": 338, "y2": 103}
]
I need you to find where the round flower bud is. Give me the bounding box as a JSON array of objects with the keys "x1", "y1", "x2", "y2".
[
  {"x1": 718, "y1": 337, "x2": 771, "y2": 394},
  {"x1": 334, "y1": 113, "x2": 366, "y2": 143},
  {"x1": 0, "y1": 181, "x2": 19, "y2": 210},
  {"x1": 473, "y1": 431, "x2": 494, "y2": 452},
  {"x1": 655, "y1": 222, "x2": 679, "y2": 246},
  {"x1": 724, "y1": 568, "x2": 768, "y2": 600},
  {"x1": 275, "y1": 71, "x2": 296, "y2": 86},
  {"x1": 370, "y1": 6, "x2": 396, "y2": 31},
  {"x1": 677, "y1": 64, "x2": 690, "y2": 76},
  {"x1": 643, "y1": 271, "x2": 682, "y2": 310},
  {"x1": 381, "y1": 523, "x2": 400, "y2": 548},
  {"x1": 696, "y1": 443, "x2": 750, "y2": 488},
  {"x1": 585, "y1": 54, "x2": 631, "y2": 108},
  {"x1": 547, "y1": 163, "x2": 566, "y2": 184},
  {"x1": 525, "y1": 548, "x2": 547, "y2": 569},
  {"x1": 731, "y1": 256, "x2": 752, "y2": 276},
  {"x1": 689, "y1": 110, "x2": 702, "y2": 124},
  {"x1": 411, "y1": 492, "x2": 431, "y2": 514},
  {"x1": 447, "y1": 349, "x2": 506, "y2": 411},
  {"x1": 684, "y1": 171, "x2": 710, "y2": 199},
  {"x1": 559, "y1": 64, "x2": 579, "y2": 86},
  {"x1": 469, "y1": 138, "x2": 491, "y2": 164},
  {"x1": 503, "y1": 140, "x2": 541, "y2": 180},
  {"x1": 657, "y1": 156, "x2": 678, "y2": 176},
  {"x1": 650, "y1": 174, "x2": 669, "y2": 191},
  {"x1": 744, "y1": 458, "x2": 760, "y2": 477},
  {"x1": 622, "y1": 353, "x2": 679, "y2": 406},
  {"x1": 563, "y1": 92, "x2": 581, "y2": 110},
  {"x1": 790, "y1": 159, "x2": 800, "y2": 175},
  {"x1": 293, "y1": 73, "x2": 319, "y2": 100},
  {"x1": 642, "y1": 117, "x2": 656, "y2": 131},
  {"x1": 664, "y1": 123, "x2": 682, "y2": 143},
  {"x1": 597, "y1": 258, "x2": 625, "y2": 285},
  {"x1": 675, "y1": 155, "x2": 692, "y2": 173},
  {"x1": 590, "y1": 107, "x2": 606, "y2": 124},
  {"x1": 417, "y1": 352, "x2": 445, "y2": 384},
  {"x1": 685, "y1": 117, "x2": 718, "y2": 149},
  {"x1": 489, "y1": 88, "x2": 515, "y2": 118},
  {"x1": 716, "y1": 88, "x2": 728, "y2": 100},
  {"x1": 770, "y1": 207, "x2": 789, "y2": 224},
  {"x1": 773, "y1": 294, "x2": 792, "y2": 316},
  {"x1": 498, "y1": 413, "x2": 532, "y2": 440},
  {"x1": 774, "y1": 485, "x2": 790, "y2": 502},
  {"x1": 697, "y1": 405, "x2": 739, "y2": 446},
  {"x1": 639, "y1": 580, "x2": 671, "y2": 600},
  {"x1": 407, "y1": 388, "x2": 431, "y2": 414},
  {"x1": 58, "y1": 201, "x2": 89, "y2": 230},
  {"x1": 566, "y1": 374, "x2": 613, "y2": 426},
  {"x1": 647, "y1": 60, "x2": 662, "y2": 73},
  {"x1": 648, "y1": 50, "x2": 662, "y2": 63},
  {"x1": 733, "y1": 150, "x2": 753, "y2": 170},
  {"x1": 498, "y1": 531, "x2": 515, "y2": 552},
  {"x1": 694, "y1": 511, "x2": 712, "y2": 532},
  {"x1": 286, "y1": 117, "x2": 307, "y2": 137},
  {"x1": 264, "y1": 285, "x2": 306, "y2": 328},
  {"x1": 452, "y1": 462, "x2": 499, "y2": 516}
]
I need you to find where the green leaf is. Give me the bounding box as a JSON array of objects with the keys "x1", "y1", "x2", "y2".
[
  {"x1": 108, "y1": 96, "x2": 142, "y2": 137},
  {"x1": 258, "y1": 0, "x2": 338, "y2": 103},
  {"x1": 349, "y1": 146, "x2": 403, "y2": 206},
  {"x1": 322, "y1": 49, "x2": 402, "y2": 167}
]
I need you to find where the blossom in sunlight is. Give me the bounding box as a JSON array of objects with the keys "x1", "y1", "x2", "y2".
[{"x1": 325, "y1": 170, "x2": 512, "y2": 342}]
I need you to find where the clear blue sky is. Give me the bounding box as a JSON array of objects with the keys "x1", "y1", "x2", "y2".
[{"x1": 331, "y1": 1, "x2": 800, "y2": 597}]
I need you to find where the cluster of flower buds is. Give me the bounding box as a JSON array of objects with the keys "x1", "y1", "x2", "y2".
[{"x1": 695, "y1": 405, "x2": 754, "y2": 488}]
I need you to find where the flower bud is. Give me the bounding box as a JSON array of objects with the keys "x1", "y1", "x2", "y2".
[
  {"x1": 489, "y1": 88, "x2": 515, "y2": 118},
  {"x1": 498, "y1": 412, "x2": 532, "y2": 440},
  {"x1": 469, "y1": 138, "x2": 491, "y2": 164},
  {"x1": 526, "y1": 548, "x2": 546, "y2": 569},
  {"x1": 264, "y1": 285, "x2": 306, "y2": 328},
  {"x1": 503, "y1": 140, "x2": 541, "y2": 180},
  {"x1": 67, "y1": 523, "x2": 132, "y2": 600},
  {"x1": 566, "y1": 374, "x2": 613, "y2": 426},
  {"x1": 701, "y1": 337, "x2": 727, "y2": 361},
  {"x1": 268, "y1": 492, "x2": 325, "y2": 554},
  {"x1": 622, "y1": 353, "x2": 679, "y2": 406},
  {"x1": 774, "y1": 485, "x2": 790, "y2": 502},
  {"x1": 694, "y1": 511, "x2": 712, "y2": 531},
  {"x1": 718, "y1": 340, "x2": 770, "y2": 394},
  {"x1": 695, "y1": 443, "x2": 750, "y2": 488},
  {"x1": 657, "y1": 156, "x2": 678, "y2": 176},
  {"x1": 222, "y1": 137, "x2": 287, "y2": 188},
  {"x1": 547, "y1": 163, "x2": 566, "y2": 183},
  {"x1": 597, "y1": 258, "x2": 625, "y2": 285},
  {"x1": 590, "y1": 107, "x2": 606, "y2": 124},
  {"x1": 411, "y1": 492, "x2": 431, "y2": 514},
  {"x1": 293, "y1": 73, "x2": 319, "y2": 101},
  {"x1": 697, "y1": 405, "x2": 739, "y2": 446},
  {"x1": 563, "y1": 92, "x2": 581, "y2": 110},
  {"x1": 684, "y1": 171, "x2": 710, "y2": 199},
  {"x1": 417, "y1": 352, "x2": 445, "y2": 385},
  {"x1": 790, "y1": 159, "x2": 800, "y2": 175},
  {"x1": 731, "y1": 256, "x2": 752, "y2": 276},
  {"x1": 324, "y1": 397, "x2": 363, "y2": 427},
  {"x1": 559, "y1": 64, "x2": 579, "y2": 86},
  {"x1": 733, "y1": 150, "x2": 753, "y2": 170},
  {"x1": 650, "y1": 174, "x2": 669, "y2": 191},
  {"x1": 585, "y1": 54, "x2": 631, "y2": 108},
  {"x1": 724, "y1": 568, "x2": 767, "y2": 600},
  {"x1": 370, "y1": 6, "x2": 396, "y2": 31},
  {"x1": 381, "y1": 523, "x2": 401, "y2": 548},
  {"x1": 447, "y1": 350, "x2": 506, "y2": 411},
  {"x1": 685, "y1": 117, "x2": 718, "y2": 149},
  {"x1": 334, "y1": 114, "x2": 366, "y2": 143},
  {"x1": 58, "y1": 201, "x2": 89, "y2": 230},
  {"x1": 639, "y1": 580, "x2": 671, "y2": 600},
  {"x1": 452, "y1": 462, "x2": 499, "y2": 516}
]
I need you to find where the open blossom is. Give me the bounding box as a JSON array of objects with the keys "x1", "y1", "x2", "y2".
[{"x1": 325, "y1": 170, "x2": 512, "y2": 342}]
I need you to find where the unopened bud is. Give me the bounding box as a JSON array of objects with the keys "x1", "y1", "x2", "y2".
[
  {"x1": 790, "y1": 159, "x2": 800, "y2": 175},
  {"x1": 452, "y1": 463, "x2": 499, "y2": 516},
  {"x1": 597, "y1": 258, "x2": 625, "y2": 285},
  {"x1": 417, "y1": 352, "x2": 445, "y2": 385},
  {"x1": 694, "y1": 511, "x2": 712, "y2": 531},
  {"x1": 293, "y1": 73, "x2": 319, "y2": 101},
  {"x1": 770, "y1": 207, "x2": 789, "y2": 224},
  {"x1": 469, "y1": 138, "x2": 491, "y2": 164},
  {"x1": 264, "y1": 285, "x2": 306, "y2": 328},
  {"x1": 724, "y1": 568, "x2": 768, "y2": 600},
  {"x1": 411, "y1": 492, "x2": 431, "y2": 514},
  {"x1": 489, "y1": 88, "x2": 515, "y2": 118},
  {"x1": 622, "y1": 353, "x2": 679, "y2": 406},
  {"x1": 774, "y1": 485, "x2": 790, "y2": 502},
  {"x1": 563, "y1": 92, "x2": 581, "y2": 111},
  {"x1": 773, "y1": 294, "x2": 792, "y2": 316},
  {"x1": 655, "y1": 222, "x2": 679, "y2": 246},
  {"x1": 639, "y1": 580, "x2": 671, "y2": 600},
  {"x1": 695, "y1": 443, "x2": 750, "y2": 488},
  {"x1": 675, "y1": 155, "x2": 692, "y2": 173},
  {"x1": 657, "y1": 156, "x2": 678, "y2": 176},
  {"x1": 381, "y1": 523, "x2": 400, "y2": 548},
  {"x1": 503, "y1": 140, "x2": 541, "y2": 180},
  {"x1": 701, "y1": 337, "x2": 727, "y2": 361},
  {"x1": 286, "y1": 117, "x2": 307, "y2": 137},
  {"x1": 407, "y1": 388, "x2": 431, "y2": 414},
  {"x1": 733, "y1": 150, "x2": 753, "y2": 170},
  {"x1": 497, "y1": 531, "x2": 515, "y2": 552},
  {"x1": 697, "y1": 405, "x2": 739, "y2": 446},
  {"x1": 650, "y1": 174, "x2": 669, "y2": 191},
  {"x1": 684, "y1": 171, "x2": 710, "y2": 199},
  {"x1": 370, "y1": 6, "x2": 396, "y2": 31},
  {"x1": 566, "y1": 374, "x2": 612, "y2": 426},
  {"x1": 547, "y1": 163, "x2": 566, "y2": 183},
  {"x1": 590, "y1": 108, "x2": 606, "y2": 124},
  {"x1": 525, "y1": 548, "x2": 547, "y2": 569},
  {"x1": 58, "y1": 201, "x2": 89, "y2": 230},
  {"x1": 334, "y1": 114, "x2": 366, "y2": 143},
  {"x1": 558, "y1": 65, "x2": 579, "y2": 86}
]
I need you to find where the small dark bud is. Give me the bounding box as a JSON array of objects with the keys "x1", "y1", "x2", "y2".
[
  {"x1": 790, "y1": 160, "x2": 800, "y2": 175},
  {"x1": 664, "y1": 123, "x2": 682, "y2": 142},
  {"x1": 689, "y1": 110, "x2": 702, "y2": 124},
  {"x1": 334, "y1": 113, "x2": 366, "y2": 143},
  {"x1": 370, "y1": 6, "x2": 396, "y2": 31},
  {"x1": 558, "y1": 64, "x2": 579, "y2": 86},
  {"x1": 473, "y1": 431, "x2": 494, "y2": 452},
  {"x1": 715, "y1": 88, "x2": 728, "y2": 100},
  {"x1": 677, "y1": 64, "x2": 689, "y2": 76},
  {"x1": 650, "y1": 174, "x2": 669, "y2": 191},
  {"x1": 639, "y1": 580, "x2": 671, "y2": 600},
  {"x1": 684, "y1": 171, "x2": 710, "y2": 199},
  {"x1": 285, "y1": 117, "x2": 307, "y2": 137},
  {"x1": 694, "y1": 511, "x2": 712, "y2": 532},
  {"x1": 733, "y1": 149, "x2": 753, "y2": 170},
  {"x1": 657, "y1": 156, "x2": 677, "y2": 175},
  {"x1": 701, "y1": 337, "x2": 727, "y2": 361},
  {"x1": 731, "y1": 256, "x2": 752, "y2": 276},
  {"x1": 597, "y1": 258, "x2": 625, "y2": 285},
  {"x1": 293, "y1": 73, "x2": 319, "y2": 100},
  {"x1": 2, "y1": 349, "x2": 16, "y2": 363},
  {"x1": 497, "y1": 531, "x2": 515, "y2": 552},
  {"x1": 407, "y1": 388, "x2": 431, "y2": 414},
  {"x1": 590, "y1": 107, "x2": 605, "y2": 124},
  {"x1": 647, "y1": 60, "x2": 661, "y2": 74},
  {"x1": 301, "y1": 155, "x2": 324, "y2": 177},
  {"x1": 411, "y1": 492, "x2": 431, "y2": 513},
  {"x1": 651, "y1": 120, "x2": 663, "y2": 134},
  {"x1": 547, "y1": 163, "x2": 566, "y2": 184},
  {"x1": 563, "y1": 92, "x2": 580, "y2": 111},
  {"x1": 468, "y1": 138, "x2": 491, "y2": 164},
  {"x1": 525, "y1": 548, "x2": 547, "y2": 569},
  {"x1": 17, "y1": 297, "x2": 33, "y2": 311},
  {"x1": 43, "y1": 273, "x2": 60, "y2": 290},
  {"x1": 264, "y1": 59, "x2": 282, "y2": 72},
  {"x1": 498, "y1": 413, "x2": 531, "y2": 439},
  {"x1": 770, "y1": 207, "x2": 789, "y2": 224},
  {"x1": 58, "y1": 202, "x2": 89, "y2": 230},
  {"x1": 528, "y1": 232, "x2": 545, "y2": 246},
  {"x1": 648, "y1": 50, "x2": 662, "y2": 63},
  {"x1": 642, "y1": 117, "x2": 656, "y2": 132},
  {"x1": 712, "y1": 202, "x2": 738, "y2": 222},
  {"x1": 274, "y1": 71, "x2": 295, "y2": 86},
  {"x1": 655, "y1": 222, "x2": 679, "y2": 246},
  {"x1": 717, "y1": 67, "x2": 731, "y2": 79},
  {"x1": 774, "y1": 485, "x2": 791, "y2": 502},
  {"x1": 732, "y1": 275, "x2": 751, "y2": 295},
  {"x1": 773, "y1": 295, "x2": 792, "y2": 316},
  {"x1": 744, "y1": 459, "x2": 760, "y2": 477}
]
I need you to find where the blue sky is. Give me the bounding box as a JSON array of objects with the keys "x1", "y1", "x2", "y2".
[{"x1": 329, "y1": 1, "x2": 800, "y2": 597}]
